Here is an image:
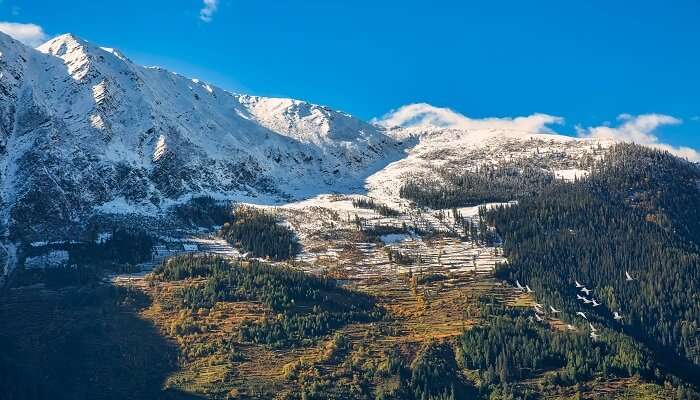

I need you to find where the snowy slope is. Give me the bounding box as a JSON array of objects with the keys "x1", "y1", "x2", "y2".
[
  {"x1": 365, "y1": 126, "x2": 612, "y2": 206},
  {"x1": 0, "y1": 32, "x2": 401, "y2": 247}
]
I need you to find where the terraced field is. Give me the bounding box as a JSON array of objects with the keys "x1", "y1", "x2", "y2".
[{"x1": 99, "y1": 194, "x2": 522, "y2": 398}]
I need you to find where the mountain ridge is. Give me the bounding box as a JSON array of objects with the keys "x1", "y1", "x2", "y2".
[
  {"x1": 0, "y1": 32, "x2": 403, "y2": 257},
  {"x1": 0, "y1": 31, "x2": 674, "y2": 275}
]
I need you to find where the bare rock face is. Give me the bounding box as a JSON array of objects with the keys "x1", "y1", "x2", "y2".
[{"x1": 0, "y1": 32, "x2": 401, "y2": 255}]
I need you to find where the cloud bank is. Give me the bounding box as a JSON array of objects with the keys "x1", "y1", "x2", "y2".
[
  {"x1": 375, "y1": 103, "x2": 699, "y2": 161},
  {"x1": 199, "y1": 0, "x2": 219, "y2": 22},
  {"x1": 577, "y1": 114, "x2": 699, "y2": 161},
  {"x1": 0, "y1": 22, "x2": 47, "y2": 47},
  {"x1": 374, "y1": 103, "x2": 564, "y2": 133}
]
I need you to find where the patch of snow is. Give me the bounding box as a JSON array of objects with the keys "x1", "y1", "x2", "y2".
[
  {"x1": 153, "y1": 134, "x2": 168, "y2": 161},
  {"x1": 94, "y1": 197, "x2": 160, "y2": 215},
  {"x1": 90, "y1": 113, "x2": 106, "y2": 130},
  {"x1": 25, "y1": 250, "x2": 69, "y2": 269},
  {"x1": 454, "y1": 202, "x2": 516, "y2": 218},
  {"x1": 96, "y1": 232, "x2": 112, "y2": 244},
  {"x1": 555, "y1": 169, "x2": 589, "y2": 181},
  {"x1": 380, "y1": 233, "x2": 410, "y2": 244}
]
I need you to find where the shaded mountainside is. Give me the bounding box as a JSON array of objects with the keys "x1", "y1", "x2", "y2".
[
  {"x1": 0, "y1": 284, "x2": 195, "y2": 400},
  {"x1": 0, "y1": 32, "x2": 401, "y2": 250}
]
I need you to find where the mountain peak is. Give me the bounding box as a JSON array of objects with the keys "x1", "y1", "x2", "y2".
[
  {"x1": 52, "y1": 32, "x2": 83, "y2": 42},
  {"x1": 38, "y1": 33, "x2": 90, "y2": 55},
  {"x1": 38, "y1": 33, "x2": 132, "y2": 81}
]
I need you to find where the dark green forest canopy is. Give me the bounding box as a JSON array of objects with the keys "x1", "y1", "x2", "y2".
[
  {"x1": 460, "y1": 302, "x2": 662, "y2": 397},
  {"x1": 485, "y1": 143, "x2": 700, "y2": 385},
  {"x1": 399, "y1": 161, "x2": 556, "y2": 209},
  {"x1": 219, "y1": 205, "x2": 300, "y2": 260},
  {"x1": 154, "y1": 254, "x2": 382, "y2": 347},
  {"x1": 172, "y1": 196, "x2": 233, "y2": 227}
]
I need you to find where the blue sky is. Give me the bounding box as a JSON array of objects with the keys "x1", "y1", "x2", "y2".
[{"x1": 2, "y1": 0, "x2": 699, "y2": 153}]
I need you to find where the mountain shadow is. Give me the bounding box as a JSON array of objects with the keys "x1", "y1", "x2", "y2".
[{"x1": 0, "y1": 282, "x2": 200, "y2": 400}]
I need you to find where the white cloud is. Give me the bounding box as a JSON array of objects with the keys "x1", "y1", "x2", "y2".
[
  {"x1": 373, "y1": 103, "x2": 563, "y2": 133},
  {"x1": 199, "y1": 0, "x2": 219, "y2": 22},
  {"x1": 0, "y1": 22, "x2": 47, "y2": 47},
  {"x1": 577, "y1": 113, "x2": 700, "y2": 161}
]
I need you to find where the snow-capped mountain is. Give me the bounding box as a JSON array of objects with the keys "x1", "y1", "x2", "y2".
[
  {"x1": 0, "y1": 32, "x2": 401, "y2": 247},
  {"x1": 0, "y1": 31, "x2": 630, "y2": 276}
]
